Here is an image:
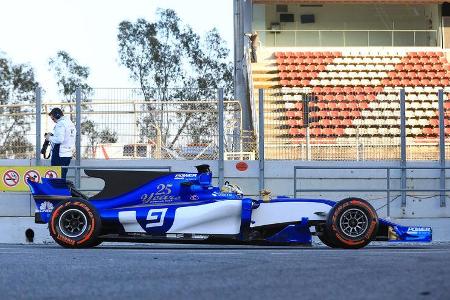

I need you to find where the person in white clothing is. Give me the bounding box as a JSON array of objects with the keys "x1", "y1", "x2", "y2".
[{"x1": 45, "y1": 108, "x2": 76, "y2": 179}]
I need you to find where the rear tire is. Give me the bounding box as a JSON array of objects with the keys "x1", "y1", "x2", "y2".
[
  {"x1": 49, "y1": 199, "x2": 102, "y2": 248},
  {"x1": 325, "y1": 198, "x2": 378, "y2": 249}
]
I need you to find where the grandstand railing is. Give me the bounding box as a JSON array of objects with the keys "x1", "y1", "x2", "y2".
[
  {"x1": 294, "y1": 166, "x2": 450, "y2": 216},
  {"x1": 256, "y1": 29, "x2": 439, "y2": 47}
]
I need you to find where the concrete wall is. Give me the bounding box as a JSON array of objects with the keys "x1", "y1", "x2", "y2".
[
  {"x1": 0, "y1": 159, "x2": 449, "y2": 243},
  {"x1": 253, "y1": 3, "x2": 440, "y2": 47}
]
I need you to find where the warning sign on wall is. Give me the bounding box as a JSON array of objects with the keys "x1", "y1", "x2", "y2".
[{"x1": 0, "y1": 166, "x2": 61, "y2": 192}]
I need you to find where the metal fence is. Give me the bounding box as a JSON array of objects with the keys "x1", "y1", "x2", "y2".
[
  {"x1": 256, "y1": 29, "x2": 439, "y2": 48},
  {"x1": 0, "y1": 88, "x2": 247, "y2": 162},
  {"x1": 1, "y1": 87, "x2": 449, "y2": 164},
  {"x1": 259, "y1": 88, "x2": 449, "y2": 161}
]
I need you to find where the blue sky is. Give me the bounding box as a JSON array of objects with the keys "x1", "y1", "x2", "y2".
[{"x1": 0, "y1": 0, "x2": 234, "y2": 99}]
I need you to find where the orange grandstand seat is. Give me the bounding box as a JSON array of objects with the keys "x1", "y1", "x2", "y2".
[
  {"x1": 358, "y1": 101, "x2": 369, "y2": 109},
  {"x1": 280, "y1": 79, "x2": 289, "y2": 86},
  {"x1": 279, "y1": 72, "x2": 289, "y2": 80},
  {"x1": 411, "y1": 78, "x2": 421, "y2": 86},
  {"x1": 395, "y1": 65, "x2": 404, "y2": 71},
  {"x1": 290, "y1": 80, "x2": 300, "y2": 86},
  {"x1": 373, "y1": 86, "x2": 384, "y2": 93},
  {"x1": 350, "y1": 110, "x2": 361, "y2": 117},
  {"x1": 347, "y1": 95, "x2": 356, "y2": 102},
  {"x1": 312, "y1": 87, "x2": 322, "y2": 94},
  {"x1": 294, "y1": 57, "x2": 304, "y2": 64},
  {"x1": 336, "y1": 95, "x2": 345, "y2": 102},
  {"x1": 275, "y1": 52, "x2": 286, "y2": 58},
  {"x1": 429, "y1": 118, "x2": 439, "y2": 127},
  {"x1": 341, "y1": 118, "x2": 352, "y2": 126},
  {"x1": 423, "y1": 127, "x2": 434, "y2": 136},
  {"x1": 404, "y1": 64, "x2": 414, "y2": 71},
  {"x1": 285, "y1": 110, "x2": 296, "y2": 118},
  {"x1": 421, "y1": 78, "x2": 431, "y2": 86},
  {"x1": 335, "y1": 128, "x2": 345, "y2": 136},
  {"x1": 310, "y1": 128, "x2": 322, "y2": 136},
  {"x1": 278, "y1": 65, "x2": 287, "y2": 72}
]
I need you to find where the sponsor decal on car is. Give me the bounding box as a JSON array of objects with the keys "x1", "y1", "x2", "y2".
[
  {"x1": 39, "y1": 201, "x2": 54, "y2": 213},
  {"x1": 407, "y1": 227, "x2": 432, "y2": 234},
  {"x1": 141, "y1": 183, "x2": 181, "y2": 203},
  {"x1": 174, "y1": 173, "x2": 197, "y2": 180}
]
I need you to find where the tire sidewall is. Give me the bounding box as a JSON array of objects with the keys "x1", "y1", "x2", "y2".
[
  {"x1": 326, "y1": 198, "x2": 378, "y2": 249},
  {"x1": 49, "y1": 200, "x2": 101, "y2": 248}
]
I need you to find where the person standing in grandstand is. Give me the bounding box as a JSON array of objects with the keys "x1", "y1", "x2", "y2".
[
  {"x1": 45, "y1": 108, "x2": 76, "y2": 179},
  {"x1": 248, "y1": 31, "x2": 259, "y2": 63}
]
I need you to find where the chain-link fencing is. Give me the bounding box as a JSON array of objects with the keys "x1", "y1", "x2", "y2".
[{"x1": 262, "y1": 87, "x2": 449, "y2": 161}]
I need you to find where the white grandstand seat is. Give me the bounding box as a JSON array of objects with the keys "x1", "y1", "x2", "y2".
[
  {"x1": 383, "y1": 110, "x2": 393, "y2": 117},
  {"x1": 353, "y1": 119, "x2": 364, "y2": 126},
  {"x1": 389, "y1": 128, "x2": 400, "y2": 135},
  {"x1": 285, "y1": 102, "x2": 296, "y2": 110},
  {"x1": 406, "y1": 111, "x2": 415, "y2": 118},
  {"x1": 360, "y1": 79, "x2": 371, "y2": 86},
  {"x1": 385, "y1": 119, "x2": 397, "y2": 126},
  {"x1": 341, "y1": 79, "x2": 351, "y2": 85},
  {"x1": 409, "y1": 119, "x2": 418, "y2": 126},
  {"x1": 411, "y1": 127, "x2": 422, "y2": 136},
  {"x1": 330, "y1": 79, "x2": 340, "y2": 86},
  {"x1": 368, "y1": 102, "x2": 380, "y2": 110},
  {"x1": 418, "y1": 119, "x2": 429, "y2": 127},
  {"x1": 408, "y1": 93, "x2": 418, "y2": 100},
  {"x1": 418, "y1": 94, "x2": 428, "y2": 101},
  {"x1": 343, "y1": 128, "x2": 355, "y2": 135},
  {"x1": 320, "y1": 79, "x2": 331, "y2": 85},
  {"x1": 411, "y1": 102, "x2": 422, "y2": 110},
  {"x1": 351, "y1": 79, "x2": 361, "y2": 85},
  {"x1": 378, "y1": 127, "x2": 389, "y2": 135},
  {"x1": 367, "y1": 128, "x2": 378, "y2": 135},
  {"x1": 424, "y1": 109, "x2": 435, "y2": 117}
]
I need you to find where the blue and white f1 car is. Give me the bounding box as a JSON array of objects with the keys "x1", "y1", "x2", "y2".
[{"x1": 27, "y1": 165, "x2": 432, "y2": 248}]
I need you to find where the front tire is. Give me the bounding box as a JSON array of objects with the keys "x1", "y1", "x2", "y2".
[
  {"x1": 325, "y1": 198, "x2": 378, "y2": 249},
  {"x1": 49, "y1": 199, "x2": 102, "y2": 248}
]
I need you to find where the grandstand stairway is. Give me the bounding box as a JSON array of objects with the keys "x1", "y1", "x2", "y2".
[{"x1": 251, "y1": 48, "x2": 450, "y2": 160}]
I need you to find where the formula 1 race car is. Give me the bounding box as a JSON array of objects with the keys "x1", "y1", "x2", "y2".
[{"x1": 26, "y1": 165, "x2": 432, "y2": 249}]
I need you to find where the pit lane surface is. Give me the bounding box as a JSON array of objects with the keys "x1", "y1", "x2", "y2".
[{"x1": 0, "y1": 243, "x2": 449, "y2": 300}]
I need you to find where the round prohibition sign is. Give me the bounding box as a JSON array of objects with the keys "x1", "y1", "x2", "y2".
[
  {"x1": 44, "y1": 170, "x2": 58, "y2": 179},
  {"x1": 3, "y1": 169, "x2": 20, "y2": 187},
  {"x1": 24, "y1": 170, "x2": 41, "y2": 183}
]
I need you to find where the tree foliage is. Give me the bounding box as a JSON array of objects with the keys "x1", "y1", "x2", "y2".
[
  {"x1": 48, "y1": 51, "x2": 92, "y2": 100},
  {"x1": 49, "y1": 51, "x2": 118, "y2": 158},
  {"x1": 0, "y1": 52, "x2": 38, "y2": 158},
  {"x1": 117, "y1": 9, "x2": 233, "y2": 152},
  {"x1": 80, "y1": 120, "x2": 118, "y2": 158}
]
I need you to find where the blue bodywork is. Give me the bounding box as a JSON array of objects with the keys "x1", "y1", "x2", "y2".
[{"x1": 26, "y1": 168, "x2": 432, "y2": 245}]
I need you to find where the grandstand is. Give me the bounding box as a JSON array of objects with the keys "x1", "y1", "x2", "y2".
[{"x1": 234, "y1": 0, "x2": 450, "y2": 160}]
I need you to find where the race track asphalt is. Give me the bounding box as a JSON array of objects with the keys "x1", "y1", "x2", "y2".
[{"x1": 0, "y1": 242, "x2": 449, "y2": 300}]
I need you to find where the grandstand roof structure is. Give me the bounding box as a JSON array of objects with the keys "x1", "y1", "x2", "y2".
[{"x1": 253, "y1": 0, "x2": 443, "y2": 3}]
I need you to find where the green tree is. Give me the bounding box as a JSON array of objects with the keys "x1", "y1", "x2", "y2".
[
  {"x1": 80, "y1": 120, "x2": 118, "y2": 158},
  {"x1": 117, "y1": 9, "x2": 233, "y2": 154},
  {"x1": 49, "y1": 51, "x2": 118, "y2": 159},
  {"x1": 48, "y1": 51, "x2": 92, "y2": 101},
  {"x1": 0, "y1": 52, "x2": 38, "y2": 158}
]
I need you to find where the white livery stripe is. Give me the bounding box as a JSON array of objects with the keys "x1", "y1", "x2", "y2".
[
  {"x1": 118, "y1": 211, "x2": 146, "y2": 233},
  {"x1": 167, "y1": 201, "x2": 242, "y2": 234},
  {"x1": 251, "y1": 202, "x2": 331, "y2": 227}
]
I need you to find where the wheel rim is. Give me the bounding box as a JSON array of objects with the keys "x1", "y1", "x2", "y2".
[
  {"x1": 58, "y1": 209, "x2": 88, "y2": 238},
  {"x1": 339, "y1": 208, "x2": 368, "y2": 238}
]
